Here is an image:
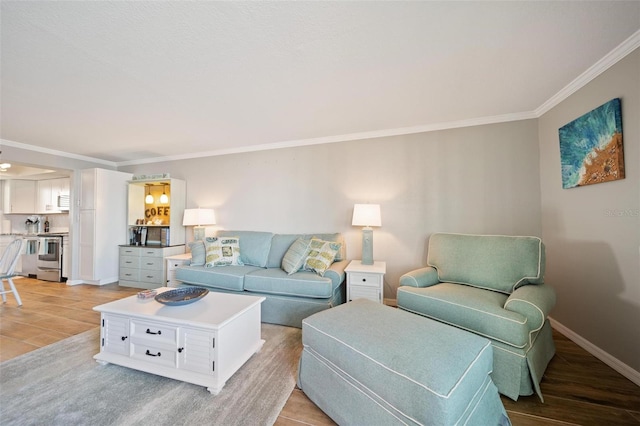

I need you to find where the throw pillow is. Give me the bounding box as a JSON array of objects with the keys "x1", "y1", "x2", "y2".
[
  {"x1": 281, "y1": 238, "x2": 312, "y2": 275},
  {"x1": 204, "y1": 237, "x2": 242, "y2": 267},
  {"x1": 304, "y1": 238, "x2": 342, "y2": 276},
  {"x1": 188, "y1": 240, "x2": 206, "y2": 266}
]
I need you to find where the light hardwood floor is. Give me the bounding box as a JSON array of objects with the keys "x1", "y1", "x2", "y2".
[{"x1": 1, "y1": 278, "x2": 639, "y2": 425}]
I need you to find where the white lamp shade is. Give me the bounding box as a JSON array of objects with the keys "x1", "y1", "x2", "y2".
[
  {"x1": 183, "y1": 208, "x2": 216, "y2": 226},
  {"x1": 352, "y1": 204, "x2": 382, "y2": 227}
]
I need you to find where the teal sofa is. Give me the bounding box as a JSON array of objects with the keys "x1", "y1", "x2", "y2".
[
  {"x1": 397, "y1": 233, "x2": 556, "y2": 402},
  {"x1": 175, "y1": 230, "x2": 347, "y2": 328}
]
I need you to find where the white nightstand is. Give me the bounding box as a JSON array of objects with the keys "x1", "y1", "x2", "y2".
[
  {"x1": 345, "y1": 260, "x2": 386, "y2": 303},
  {"x1": 165, "y1": 253, "x2": 192, "y2": 287}
]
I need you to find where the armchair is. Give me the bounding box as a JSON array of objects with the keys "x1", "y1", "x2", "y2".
[{"x1": 397, "y1": 233, "x2": 556, "y2": 402}]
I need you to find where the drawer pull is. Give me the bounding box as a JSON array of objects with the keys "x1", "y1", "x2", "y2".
[
  {"x1": 361, "y1": 278, "x2": 367, "y2": 282},
  {"x1": 146, "y1": 328, "x2": 162, "y2": 335},
  {"x1": 178, "y1": 347, "x2": 184, "y2": 353},
  {"x1": 121, "y1": 336, "x2": 128, "y2": 341},
  {"x1": 146, "y1": 275, "x2": 154, "y2": 279},
  {"x1": 146, "y1": 262, "x2": 154, "y2": 266},
  {"x1": 125, "y1": 261, "x2": 132, "y2": 264},
  {"x1": 145, "y1": 350, "x2": 161, "y2": 357}
]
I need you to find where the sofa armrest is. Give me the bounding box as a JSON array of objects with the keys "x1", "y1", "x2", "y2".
[
  {"x1": 324, "y1": 259, "x2": 349, "y2": 285},
  {"x1": 399, "y1": 266, "x2": 440, "y2": 288},
  {"x1": 504, "y1": 283, "x2": 556, "y2": 331}
]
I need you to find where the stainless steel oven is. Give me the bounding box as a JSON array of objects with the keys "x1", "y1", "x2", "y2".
[{"x1": 37, "y1": 236, "x2": 62, "y2": 282}]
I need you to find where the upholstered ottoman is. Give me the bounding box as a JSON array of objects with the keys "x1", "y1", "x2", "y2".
[{"x1": 297, "y1": 300, "x2": 511, "y2": 426}]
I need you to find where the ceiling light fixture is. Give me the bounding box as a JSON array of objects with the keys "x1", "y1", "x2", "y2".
[
  {"x1": 159, "y1": 184, "x2": 169, "y2": 204},
  {"x1": 145, "y1": 185, "x2": 154, "y2": 204},
  {"x1": 0, "y1": 163, "x2": 11, "y2": 172}
]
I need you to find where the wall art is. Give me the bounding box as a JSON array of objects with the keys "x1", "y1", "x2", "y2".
[{"x1": 558, "y1": 98, "x2": 624, "y2": 189}]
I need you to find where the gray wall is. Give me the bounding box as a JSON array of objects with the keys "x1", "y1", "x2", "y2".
[
  {"x1": 121, "y1": 119, "x2": 542, "y2": 299},
  {"x1": 539, "y1": 49, "x2": 639, "y2": 372}
]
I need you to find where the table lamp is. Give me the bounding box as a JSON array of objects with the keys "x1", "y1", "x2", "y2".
[
  {"x1": 183, "y1": 208, "x2": 216, "y2": 241},
  {"x1": 352, "y1": 204, "x2": 381, "y2": 265}
]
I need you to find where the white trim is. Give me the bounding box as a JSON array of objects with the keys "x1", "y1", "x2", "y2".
[
  {"x1": 535, "y1": 29, "x2": 640, "y2": 116},
  {"x1": 116, "y1": 111, "x2": 536, "y2": 167},
  {"x1": 549, "y1": 317, "x2": 640, "y2": 388},
  {"x1": 0, "y1": 138, "x2": 117, "y2": 167}
]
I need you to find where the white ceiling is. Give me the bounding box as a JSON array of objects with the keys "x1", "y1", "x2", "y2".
[{"x1": 1, "y1": 1, "x2": 639, "y2": 165}]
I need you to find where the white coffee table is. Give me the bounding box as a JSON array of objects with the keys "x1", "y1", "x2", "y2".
[{"x1": 93, "y1": 288, "x2": 265, "y2": 394}]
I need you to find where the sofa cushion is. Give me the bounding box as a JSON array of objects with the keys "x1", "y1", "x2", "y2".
[
  {"x1": 427, "y1": 233, "x2": 545, "y2": 294},
  {"x1": 397, "y1": 283, "x2": 531, "y2": 348},
  {"x1": 281, "y1": 238, "x2": 312, "y2": 274},
  {"x1": 304, "y1": 238, "x2": 342, "y2": 276},
  {"x1": 267, "y1": 234, "x2": 303, "y2": 268},
  {"x1": 216, "y1": 230, "x2": 273, "y2": 267},
  {"x1": 267, "y1": 233, "x2": 347, "y2": 268},
  {"x1": 175, "y1": 265, "x2": 262, "y2": 292},
  {"x1": 204, "y1": 237, "x2": 242, "y2": 267},
  {"x1": 245, "y1": 268, "x2": 335, "y2": 298},
  {"x1": 305, "y1": 233, "x2": 346, "y2": 261}
]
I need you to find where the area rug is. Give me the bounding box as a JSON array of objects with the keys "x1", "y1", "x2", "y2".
[{"x1": 0, "y1": 323, "x2": 302, "y2": 426}]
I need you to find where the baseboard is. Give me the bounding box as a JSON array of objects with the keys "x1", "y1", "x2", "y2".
[
  {"x1": 65, "y1": 279, "x2": 84, "y2": 286},
  {"x1": 549, "y1": 317, "x2": 640, "y2": 387}
]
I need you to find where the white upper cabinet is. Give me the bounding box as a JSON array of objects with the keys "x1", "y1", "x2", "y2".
[
  {"x1": 2, "y1": 180, "x2": 36, "y2": 214},
  {"x1": 37, "y1": 177, "x2": 70, "y2": 214}
]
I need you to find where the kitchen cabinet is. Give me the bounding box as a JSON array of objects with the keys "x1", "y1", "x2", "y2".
[
  {"x1": 37, "y1": 177, "x2": 70, "y2": 214},
  {"x1": 2, "y1": 180, "x2": 36, "y2": 214},
  {"x1": 78, "y1": 168, "x2": 131, "y2": 284}
]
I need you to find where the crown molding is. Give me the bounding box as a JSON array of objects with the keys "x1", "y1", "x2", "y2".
[
  {"x1": 0, "y1": 138, "x2": 117, "y2": 167},
  {"x1": 535, "y1": 29, "x2": 640, "y2": 117},
  {"x1": 116, "y1": 110, "x2": 537, "y2": 166}
]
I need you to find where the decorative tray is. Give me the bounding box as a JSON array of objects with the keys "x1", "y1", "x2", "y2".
[{"x1": 155, "y1": 287, "x2": 209, "y2": 306}]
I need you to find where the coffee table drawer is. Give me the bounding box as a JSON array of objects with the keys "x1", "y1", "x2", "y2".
[
  {"x1": 131, "y1": 319, "x2": 178, "y2": 347},
  {"x1": 131, "y1": 343, "x2": 177, "y2": 368}
]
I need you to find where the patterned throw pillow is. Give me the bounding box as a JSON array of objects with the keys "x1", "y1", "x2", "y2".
[
  {"x1": 304, "y1": 238, "x2": 342, "y2": 276},
  {"x1": 204, "y1": 237, "x2": 242, "y2": 267},
  {"x1": 188, "y1": 240, "x2": 206, "y2": 266},
  {"x1": 281, "y1": 238, "x2": 312, "y2": 275}
]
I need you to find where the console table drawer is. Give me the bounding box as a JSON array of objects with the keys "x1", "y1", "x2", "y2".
[
  {"x1": 140, "y1": 257, "x2": 163, "y2": 270},
  {"x1": 119, "y1": 247, "x2": 141, "y2": 257},
  {"x1": 131, "y1": 343, "x2": 177, "y2": 368},
  {"x1": 119, "y1": 267, "x2": 140, "y2": 282},
  {"x1": 140, "y1": 269, "x2": 163, "y2": 284},
  {"x1": 348, "y1": 272, "x2": 382, "y2": 287},
  {"x1": 131, "y1": 319, "x2": 178, "y2": 347},
  {"x1": 120, "y1": 256, "x2": 141, "y2": 269},
  {"x1": 140, "y1": 248, "x2": 164, "y2": 258}
]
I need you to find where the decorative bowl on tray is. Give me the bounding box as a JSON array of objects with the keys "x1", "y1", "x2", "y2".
[{"x1": 155, "y1": 287, "x2": 209, "y2": 306}]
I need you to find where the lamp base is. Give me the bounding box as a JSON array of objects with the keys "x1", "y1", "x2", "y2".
[
  {"x1": 361, "y1": 228, "x2": 374, "y2": 265},
  {"x1": 193, "y1": 226, "x2": 206, "y2": 241}
]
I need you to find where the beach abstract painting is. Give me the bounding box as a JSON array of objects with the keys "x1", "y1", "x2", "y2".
[{"x1": 559, "y1": 98, "x2": 625, "y2": 189}]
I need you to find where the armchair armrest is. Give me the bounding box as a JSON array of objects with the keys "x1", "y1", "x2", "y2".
[
  {"x1": 399, "y1": 266, "x2": 440, "y2": 288},
  {"x1": 504, "y1": 283, "x2": 556, "y2": 331}
]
